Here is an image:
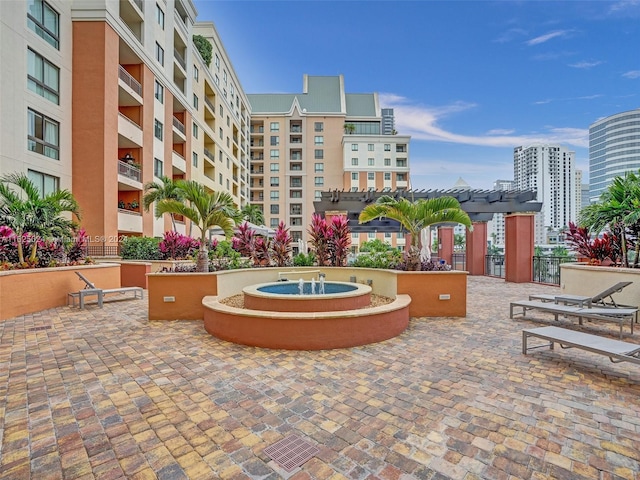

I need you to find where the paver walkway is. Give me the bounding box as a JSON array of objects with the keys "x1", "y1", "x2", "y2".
[{"x1": 1, "y1": 276, "x2": 639, "y2": 480}]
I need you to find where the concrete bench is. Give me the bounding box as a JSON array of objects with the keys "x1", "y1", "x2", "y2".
[
  {"x1": 510, "y1": 300, "x2": 637, "y2": 338},
  {"x1": 522, "y1": 326, "x2": 640, "y2": 365}
]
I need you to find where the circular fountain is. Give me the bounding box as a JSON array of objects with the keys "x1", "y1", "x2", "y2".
[
  {"x1": 202, "y1": 273, "x2": 412, "y2": 350},
  {"x1": 243, "y1": 280, "x2": 371, "y2": 312}
]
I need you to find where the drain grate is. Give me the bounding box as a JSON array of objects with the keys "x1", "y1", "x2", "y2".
[
  {"x1": 263, "y1": 434, "x2": 319, "y2": 472},
  {"x1": 28, "y1": 326, "x2": 52, "y2": 331}
]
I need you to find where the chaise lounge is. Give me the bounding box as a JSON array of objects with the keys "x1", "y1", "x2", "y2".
[
  {"x1": 528, "y1": 281, "x2": 634, "y2": 308},
  {"x1": 68, "y1": 272, "x2": 144, "y2": 309}
]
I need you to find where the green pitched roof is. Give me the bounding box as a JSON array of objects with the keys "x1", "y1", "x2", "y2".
[{"x1": 345, "y1": 94, "x2": 377, "y2": 116}]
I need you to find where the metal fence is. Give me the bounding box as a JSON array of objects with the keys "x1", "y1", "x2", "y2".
[
  {"x1": 451, "y1": 253, "x2": 466, "y2": 271},
  {"x1": 485, "y1": 255, "x2": 505, "y2": 278},
  {"x1": 532, "y1": 256, "x2": 577, "y2": 285},
  {"x1": 85, "y1": 244, "x2": 121, "y2": 257}
]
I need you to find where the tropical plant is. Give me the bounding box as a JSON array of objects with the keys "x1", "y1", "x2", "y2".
[
  {"x1": 343, "y1": 123, "x2": 356, "y2": 134},
  {"x1": 159, "y1": 231, "x2": 199, "y2": 260},
  {"x1": 0, "y1": 173, "x2": 80, "y2": 266},
  {"x1": 328, "y1": 215, "x2": 351, "y2": 267},
  {"x1": 240, "y1": 204, "x2": 265, "y2": 227},
  {"x1": 271, "y1": 221, "x2": 292, "y2": 267},
  {"x1": 308, "y1": 214, "x2": 330, "y2": 266},
  {"x1": 454, "y1": 233, "x2": 466, "y2": 251},
  {"x1": 155, "y1": 180, "x2": 239, "y2": 272},
  {"x1": 143, "y1": 176, "x2": 183, "y2": 231},
  {"x1": 66, "y1": 228, "x2": 89, "y2": 264},
  {"x1": 359, "y1": 195, "x2": 472, "y2": 271},
  {"x1": 293, "y1": 251, "x2": 315, "y2": 266},
  {"x1": 193, "y1": 35, "x2": 212, "y2": 66},
  {"x1": 564, "y1": 222, "x2": 616, "y2": 264},
  {"x1": 359, "y1": 238, "x2": 391, "y2": 253}
]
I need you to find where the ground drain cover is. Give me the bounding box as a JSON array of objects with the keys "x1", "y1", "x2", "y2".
[
  {"x1": 28, "y1": 326, "x2": 52, "y2": 331},
  {"x1": 263, "y1": 434, "x2": 319, "y2": 472}
]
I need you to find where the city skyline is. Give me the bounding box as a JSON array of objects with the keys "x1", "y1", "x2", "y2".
[{"x1": 194, "y1": 0, "x2": 640, "y2": 191}]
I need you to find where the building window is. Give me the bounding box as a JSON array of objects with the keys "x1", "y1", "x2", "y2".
[
  {"x1": 314, "y1": 177, "x2": 324, "y2": 187},
  {"x1": 290, "y1": 217, "x2": 302, "y2": 227},
  {"x1": 290, "y1": 190, "x2": 302, "y2": 198},
  {"x1": 270, "y1": 122, "x2": 279, "y2": 132},
  {"x1": 270, "y1": 218, "x2": 279, "y2": 228},
  {"x1": 270, "y1": 150, "x2": 279, "y2": 159},
  {"x1": 351, "y1": 158, "x2": 358, "y2": 166},
  {"x1": 193, "y1": 65, "x2": 199, "y2": 81},
  {"x1": 396, "y1": 158, "x2": 407, "y2": 167},
  {"x1": 314, "y1": 122, "x2": 324, "y2": 132},
  {"x1": 27, "y1": 0, "x2": 59, "y2": 49},
  {"x1": 351, "y1": 172, "x2": 358, "y2": 181},
  {"x1": 314, "y1": 136, "x2": 324, "y2": 145},
  {"x1": 192, "y1": 152, "x2": 198, "y2": 167},
  {"x1": 314, "y1": 190, "x2": 322, "y2": 200},
  {"x1": 270, "y1": 191, "x2": 279, "y2": 200},
  {"x1": 193, "y1": 94, "x2": 198, "y2": 110},
  {"x1": 351, "y1": 144, "x2": 358, "y2": 151},
  {"x1": 219, "y1": 105, "x2": 223, "y2": 116},
  {"x1": 290, "y1": 204, "x2": 302, "y2": 215},
  {"x1": 219, "y1": 173, "x2": 223, "y2": 185},
  {"x1": 397, "y1": 173, "x2": 406, "y2": 181},
  {"x1": 368, "y1": 172, "x2": 375, "y2": 180},
  {"x1": 270, "y1": 177, "x2": 279, "y2": 187},
  {"x1": 28, "y1": 169, "x2": 58, "y2": 196},
  {"x1": 314, "y1": 149, "x2": 323, "y2": 159},
  {"x1": 290, "y1": 177, "x2": 302, "y2": 188},
  {"x1": 384, "y1": 158, "x2": 391, "y2": 166},
  {"x1": 192, "y1": 122, "x2": 198, "y2": 139},
  {"x1": 27, "y1": 48, "x2": 59, "y2": 105},
  {"x1": 154, "y1": 80, "x2": 164, "y2": 103},
  {"x1": 27, "y1": 108, "x2": 59, "y2": 159},
  {"x1": 270, "y1": 205, "x2": 279, "y2": 214},
  {"x1": 156, "y1": 3, "x2": 164, "y2": 29},
  {"x1": 219, "y1": 128, "x2": 223, "y2": 139},
  {"x1": 368, "y1": 158, "x2": 375, "y2": 166},
  {"x1": 368, "y1": 232, "x2": 375, "y2": 239},
  {"x1": 384, "y1": 144, "x2": 391, "y2": 151},
  {"x1": 270, "y1": 163, "x2": 279, "y2": 172},
  {"x1": 270, "y1": 136, "x2": 279, "y2": 146},
  {"x1": 155, "y1": 42, "x2": 164, "y2": 66},
  {"x1": 397, "y1": 232, "x2": 404, "y2": 239},
  {"x1": 226, "y1": 116, "x2": 230, "y2": 127},
  {"x1": 384, "y1": 172, "x2": 391, "y2": 181},
  {"x1": 314, "y1": 163, "x2": 324, "y2": 172},
  {"x1": 154, "y1": 158, "x2": 163, "y2": 177},
  {"x1": 215, "y1": 54, "x2": 220, "y2": 70},
  {"x1": 154, "y1": 119, "x2": 163, "y2": 140},
  {"x1": 368, "y1": 144, "x2": 374, "y2": 151}
]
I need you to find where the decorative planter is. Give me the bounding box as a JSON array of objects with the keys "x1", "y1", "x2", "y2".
[
  {"x1": 0, "y1": 264, "x2": 121, "y2": 321},
  {"x1": 560, "y1": 263, "x2": 640, "y2": 307}
]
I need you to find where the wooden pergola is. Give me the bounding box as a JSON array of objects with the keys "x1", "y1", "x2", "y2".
[{"x1": 314, "y1": 189, "x2": 543, "y2": 283}]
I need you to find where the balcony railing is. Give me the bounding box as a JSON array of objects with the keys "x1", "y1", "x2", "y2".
[
  {"x1": 204, "y1": 96, "x2": 215, "y2": 112},
  {"x1": 118, "y1": 160, "x2": 141, "y2": 182},
  {"x1": 290, "y1": 126, "x2": 302, "y2": 133},
  {"x1": 250, "y1": 126, "x2": 264, "y2": 133},
  {"x1": 118, "y1": 65, "x2": 142, "y2": 96},
  {"x1": 174, "y1": 48, "x2": 186, "y2": 70},
  {"x1": 204, "y1": 148, "x2": 215, "y2": 162},
  {"x1": 173, "y1": 116, "x2": 185, "y2": 134},
  {"x1": 132, "y1": 0, "x2": 143, "y2": 12}
]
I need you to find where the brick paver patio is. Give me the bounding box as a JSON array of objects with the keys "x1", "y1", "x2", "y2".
[{"x1": 1, "y1": 276, "x2": 639, "y2": 479}]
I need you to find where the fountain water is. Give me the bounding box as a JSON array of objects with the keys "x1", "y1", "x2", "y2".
[
  {"x1": 298, "y1": 278, "x2": 304, "y2": 295},
  {"x1": 311, "y1": 278, "x2": 316, "y2": 295}
]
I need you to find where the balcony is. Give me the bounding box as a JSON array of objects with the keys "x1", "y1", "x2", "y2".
[
  {"x1": 290, "y1": 125, "x2": 302, "y2": 133},
  {"x1": 118, "y1": 66, "x2": 142, "y2": 105},
  {"x1": 172, "y1": 151, "x2": 186, "y2": 174},
  {"x1": 204, "y1": 96, "x2": 215, "y2": 113},
  {"x1": 118, "y1": 160, "x2": 141, "y2": 182},
  {"x1": 172, "y1": 116, "x2": 186, "y2": 143},
  {"x1": 118, "y1": 113, "x2": 143, "y2": 147},
  {"x1": 174, "y1": 48, "x2": 186, "y2": 70},
  {"x1": 251, "y1": 126, "x2": 264, "y2": 133},
  {"x1": 118, "y1": 209, "x2": 143, "y2": 234},
  {"x1": 204, "y1": 148, "x2": 215, "y2": 162}
]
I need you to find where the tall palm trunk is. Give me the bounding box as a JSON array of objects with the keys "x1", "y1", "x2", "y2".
[
  {"x1": 196, "y1": 246, "x2": 209, "y2": 272},
  {"x1": 406, "y1": 245, "x2": 421, "y2": 271}
]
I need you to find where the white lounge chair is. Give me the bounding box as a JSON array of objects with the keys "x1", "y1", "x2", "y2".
[{"x1": 68, "y1": 272, "x2": 143, "y2": 309}]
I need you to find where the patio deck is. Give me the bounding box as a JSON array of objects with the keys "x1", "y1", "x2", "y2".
[{"x1": 1, "y1": 276, "x2": 639, "y2": 479}]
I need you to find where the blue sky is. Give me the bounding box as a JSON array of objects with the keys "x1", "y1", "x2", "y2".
[{"x1": 193, "y1": 0, "x2": 640, "y2": 191}]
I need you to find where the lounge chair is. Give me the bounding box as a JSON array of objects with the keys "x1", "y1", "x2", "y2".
[
  {"x1": 529, "y1": 281, "x2": 633, "y2": 308},
  {"x1": 522, "y1": 326, "x2": 640, "y2": 365},
  {"x1": 68, "y1": 272, "x2": 144, "y2": 309}
]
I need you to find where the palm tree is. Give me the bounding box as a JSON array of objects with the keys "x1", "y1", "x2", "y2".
[
  {"x1": 155, "y1": 180, "x2": 238, "y2": 272},
  {"x1": 359, "y1": 195, "x2": 472, "y2": 271},
  {"x1": 0, "y1": 173, "x2": 80, "y2": 265},
  {"x1": 240, "y1": 204, "x2": 265, "y2": 226},
  {"x1": 143, "y1": 176, "x2": 182, "y2": 231},
  {"x1": 580, "y1": 171, "x2": 640, "y2": 267}
]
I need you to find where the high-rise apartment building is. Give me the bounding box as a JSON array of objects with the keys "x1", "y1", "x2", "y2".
[
  {"x1": 381, "y1": 108, "x2": 395, "y2": 136},
  {"x1": 1, "y1": 0, "x2": 250, "y2": 248},
  {"x1": 487, "y1": 179, "x2": 515, "y2": 248},
  {"x1": 248, "y1": 75, "x2": 410, "y2": 247},
  {"x1": 514, "y1": 144, "x2": 577, "y2": 245},
  {"x1": 589, "y1": 108, "x2": 640, "y2": 203}
]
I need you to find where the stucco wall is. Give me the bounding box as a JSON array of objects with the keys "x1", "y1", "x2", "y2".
[{"x1": 560, "y1": 263, "x2": 640, "y2": 307}]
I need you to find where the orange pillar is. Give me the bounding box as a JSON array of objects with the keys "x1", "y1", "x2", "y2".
[
  {"x1": 438, "y1": 227, "x2": 454, "y2": 265},
  {"x1": 465, "y1": 222, "x2": 487, "y2": 275},
  {"x1": 505, "y1": 213, "x2": 535, "y2": 283}
]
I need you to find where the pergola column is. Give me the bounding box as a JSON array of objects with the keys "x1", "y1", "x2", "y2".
[
  {"x1": 465, "y1": 222, "x2": 487, "y2": 275},
  {"x1": 437, "y1": 227, "x2": 454, "y2": 265},
  {"x1": 505, "y1": 213, "x2": 535, "y2": 283}
]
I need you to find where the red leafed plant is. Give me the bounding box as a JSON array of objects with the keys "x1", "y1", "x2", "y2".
[
  {"x1": 308, "y1": 214, "x2": 330, "y2": 266},
  {"x1": 233, "y1": 221, "x2": 271, "y2": 266},
  {"x1": 564, "y1": 222, "x2": 616, "y2": 264},
  {"x1": 271, "y1": 221, "x2": 292, "y2": 267},
  {"x1": 159, "y1": 231, "x2": 200, "y2": 260},
  {"x1": 328, "y1": 215, "x2": 351, "y2": 267}
]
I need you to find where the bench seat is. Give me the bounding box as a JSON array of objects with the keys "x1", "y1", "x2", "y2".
[
  {"x1": 522, "y1": 326, "x2": 640, "y2": 365},
  {"x1": 510, "y1": 300, "x2": 637, "y2": 338}
]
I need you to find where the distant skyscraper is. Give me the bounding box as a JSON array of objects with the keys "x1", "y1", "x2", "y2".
[
  {"x1": 487, "y1": 179, "x2": 514, "y2": 247},
  {"x1": 381, "y1": 108, "x2": 395, "y2": 135},
  {"x1": 589, "y1": 108, "x2": 640, "y2": 202},
  {"x1": 514, "y1": 144, "x2": 577, "y2": 245}
]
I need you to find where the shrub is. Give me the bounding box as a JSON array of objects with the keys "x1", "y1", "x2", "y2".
[
  {"x1": 328, "y1": 216, "x2": 351, "y2": 267},
  {"x1": 209, "y1": 239, "x2": 249, "y2": 270},
  {"x1": 308, "y1": 214, "x2": 330, "y2": 266},
  {"x1": 193, "y1": 35, "x2": 212, "y2": 66},
  {"x1": 564, "y1": 222, "x2": 616, "y2": 264},
  {"x1": 293, "y1": 251, "x2": 315, "y2": 266},
  {"x1": 66, "y1": 228, "x2": 89, "y2": 264},
  {"x1": 271, "y1": 221, "x2": 292, "y2": 267},
  {"x1": 159, "y1": 231, "x2": 199, "y2": 260},
  {"x1": 120, "y1": 236, "x2": 162, "y2": 260}
]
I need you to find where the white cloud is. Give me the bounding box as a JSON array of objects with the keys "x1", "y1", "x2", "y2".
[
  {"x1": 486, "y1": 129, "x2": 515, "y2": 135},
  {"x1": 526, "y1": 30, "x2": 572, "y2": 46},
  {"x1": 608, "y1": 0, "x2": 640, "y2": 14},
  {"x1": 494, "y1": 28, "x2": 528, "y2": 43},
  {"x1": 623, "y1": 70, "x2": 640, "y2": 79},
  {"x1": 379, "y1": 93, "x2": 589, "y2": 149},
  {"x1": 569, "y1": 60, "x2": 603, "y2": 69}
]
